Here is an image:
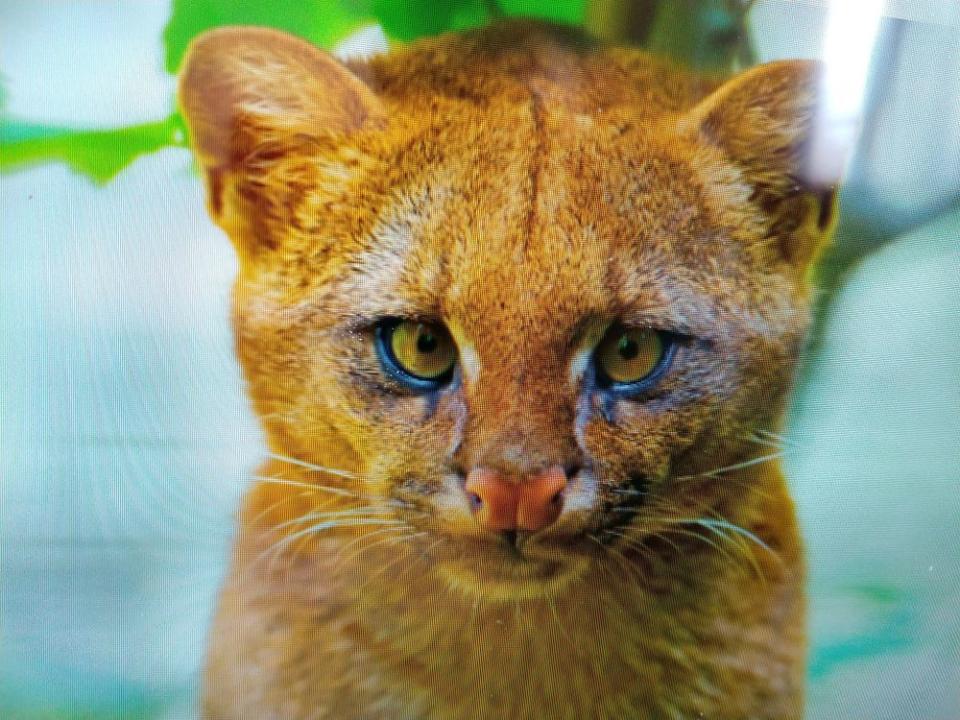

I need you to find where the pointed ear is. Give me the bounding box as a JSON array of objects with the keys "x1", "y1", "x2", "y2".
[
  {"x1": 680, "y1": 60, "x2": 839, "y2": 271},
  {"x1": 178, "y1": 26, "x2": 382, "y2": 225}
]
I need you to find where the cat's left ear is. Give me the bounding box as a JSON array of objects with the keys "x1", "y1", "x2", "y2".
[
  {"x1": 679, "y1": 60, "x2": 840, "y2": 272},
  {"x1": 178, "y1": 26, "x2": 382, "y2": 232}
]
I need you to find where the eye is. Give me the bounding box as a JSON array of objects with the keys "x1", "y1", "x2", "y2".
[
  {"x1": 374, "y1": 319, "x2": 457, "y2": 390},
  {"x1": 594, "y1": 325, "x2": 673, "y2": 390}
]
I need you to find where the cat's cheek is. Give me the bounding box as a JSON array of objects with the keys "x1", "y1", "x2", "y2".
[
  {"x1": 347, "y1": 393, "x2": 461, "y2": 456},
  {"x1": 576, "y1": 407, "x2": 666, "y2": 480},
  {"x1": 425, "y1": 473, "x2": 483, "y2": 536},
  {"x1": 582, "y1": 397, "x2": 708, "y2": 478}
]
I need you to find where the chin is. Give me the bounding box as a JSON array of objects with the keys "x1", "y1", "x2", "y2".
[{"x1": 433, "y1": 536, "x2": 594, "y2": 602}]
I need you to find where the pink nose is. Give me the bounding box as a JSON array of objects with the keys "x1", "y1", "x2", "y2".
[{"x1": 464, "y1": 466, "x2": 567, "y2": 533}]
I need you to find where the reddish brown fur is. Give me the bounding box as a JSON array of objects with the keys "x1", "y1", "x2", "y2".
[{"x1": 179, "y1": 20, "x2": 835, "y2": 719}]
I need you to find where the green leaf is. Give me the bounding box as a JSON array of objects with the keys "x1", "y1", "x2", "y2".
[
  {"x1": 163, "y1": 0, "x2": 372, "y2": 73},
  {"x1": 371, "y1": 0, "x2": 586, "y2": 40},
  {"x1": 498, "y1": 0, "x2": 586, "y2": 26},
  {"x1": 0, "y1": 113, "x2": 186, "y2": 184},
  {"x1": 639, "y1": 1, "x2": 753, "y2": 72},
  {"x1": 372, "y1": 0, "x2": 488, "y2": 40}
]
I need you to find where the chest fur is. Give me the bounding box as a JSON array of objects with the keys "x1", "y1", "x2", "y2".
[{"x1": 204, "y1": 497, "x2": 804, "y2": 720}]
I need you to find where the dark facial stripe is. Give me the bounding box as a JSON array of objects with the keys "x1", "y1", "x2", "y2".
[{"x1": 598, "y1": 474, "x2": 650, "y2": 541}]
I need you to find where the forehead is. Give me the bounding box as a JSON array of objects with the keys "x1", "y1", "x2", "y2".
[{"x1": 344, "y1": 100, "x2": 735, "y2": 342}]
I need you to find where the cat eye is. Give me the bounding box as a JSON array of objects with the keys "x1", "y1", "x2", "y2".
[
  {"x1": 594, "y1": 325, "x2": 673, "y2": 391},
  {"x1": 374, "y1": 319, "x2": 457, "y2": 391}
]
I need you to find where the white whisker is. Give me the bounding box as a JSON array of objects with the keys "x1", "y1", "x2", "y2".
[
  {"x1": 268, "y1": 452, "x2": 358, "y2": 479},
  {"x1": 251, "y1": 475, "x2": 358, "y2": 497},
  {"x1": 674, "y1": 450, "x2": 785, "y2": 482}
]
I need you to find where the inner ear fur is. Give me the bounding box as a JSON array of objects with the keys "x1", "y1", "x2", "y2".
[
  {"x1": 178, "y1": 26, "x2": 382, "y2": 229},
  {"x1": 680, "y1": 60, "x2": 838, "y2": 271}
]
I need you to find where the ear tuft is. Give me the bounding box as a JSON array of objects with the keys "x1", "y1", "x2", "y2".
[{"x1": 178, "y1": 26, "x2": 381, "y2": 172}]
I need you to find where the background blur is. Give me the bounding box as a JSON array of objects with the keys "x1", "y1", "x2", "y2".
[{"x1": 2, "y1": 1, "x2": 958, "y2": 718}]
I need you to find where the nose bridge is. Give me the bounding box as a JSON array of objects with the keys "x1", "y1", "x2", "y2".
[{"x1": 460, "y1": 358, "x2": 574, "y2": 477}]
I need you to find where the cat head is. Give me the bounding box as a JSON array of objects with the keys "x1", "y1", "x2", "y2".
[{"x1": 179, "y1": 22, "x2": 836, "y2": 600}]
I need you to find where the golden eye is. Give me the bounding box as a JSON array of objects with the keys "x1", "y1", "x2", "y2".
[
  {"x1": 595, "y1": 326, "x2": 666, "y2": 386},
  {"x1": 381, "y1": 320, "x2": 457, "y2": 383}
]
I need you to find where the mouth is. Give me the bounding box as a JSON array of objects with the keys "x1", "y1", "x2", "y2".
[{"x1": 435, "y1": 542, "x2": 592, "y2": 602}]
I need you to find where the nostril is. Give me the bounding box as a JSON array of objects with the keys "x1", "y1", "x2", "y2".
[
  {"x1": 501, "y1": 529, "x2": 519, "y2": 548},
  {"x1": 464, "y1": 469, "x2": 521, "y2": 531}
]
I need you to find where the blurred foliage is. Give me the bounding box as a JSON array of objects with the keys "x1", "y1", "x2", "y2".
[
  {"x1": 643, "y1": 0, "x2": 755, "y2": 69},
  {"x1": 808, "y1": 583, "x2": 914, "y2": 682},
  {"x1": 0, "y1": 114, "x2": 185, "y2": 184},
  {"x1": 499, "y1": 0, "x2": 586, "y2": 26},
  {"x1": 372, "y1": 0, "x2": 490, "y2": 40},
  {"x1": 0, "y1": 0, "x2": 736, "y2": 184},
  {"x1": 586, "y1": 0, "x2": 754, "y2": 70},
  {"x1": 163, "y1": 0, "x2": 371, "y2": 72},
  {"x1": 374, "y1": 0, "x2": 586, "y2": 41},
  {"x1": 163, "y1": 0, "x2": 586, "y2": 52}
]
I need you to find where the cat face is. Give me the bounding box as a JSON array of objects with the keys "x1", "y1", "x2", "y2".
[{"x1": 180, "y1": 23, "x2": 835, "y2": 599}]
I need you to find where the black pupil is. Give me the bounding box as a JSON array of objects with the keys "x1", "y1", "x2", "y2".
[
  {"x1": 618, "y1": 336, "x2": 640, "y2": 360},
  {"x1": 417, "y1": 329, "x2": 438, "y2": 354}
]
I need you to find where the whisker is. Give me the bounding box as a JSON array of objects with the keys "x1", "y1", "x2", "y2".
[
  {"x1": 692, "y1": 521, "x2": 765, "y2": 580},
  {"x1": 335, "y1": 526, "x2": 426, "y2": 566},
  {"x1": 342, "y1": 532, "x2": 404, "y2": 570},
  {"x1": 585, "y1": 533, "x2": 622, "y2": 597},
  {"x1": 254, "y1": 518, "x2": 406, "y2": 575},
  {"x1": 609, "y1": 505, "x2": 651, "y2": 514},
  {"x1": 251, "y1": 475, "x2": 358, "y2": 497},
  {"x1": 359, "y1": 538, "x2": 441, "y2": 592},
  {"x1": 268, "y1": 508, "x2": 396, "y2": 535},
  {"x1": 673, "y1": 450, "x2": 785, "y2": 483},
  {"x1": 609, "y1": 486, "x2": 649, "y2": 498},
  {"x1": 753, "y1": 428, "x2": 799, "y2": 448},
  {"x1": 745, "y1": 433, "x2": 784, "y2": 451},
  {"x1": 608, "y1": 525, "x2": 676, "y2": 551},
  {"x1": 659, "y1": 524, "x2": 726, "y2": 553},
  {"x1": 601, "y1": 537, "x2": 650, "y2": 588},
  {"x1": 247, "y1": 489, "x2": 334, "y2": 529},
  {"x1": 598, "y1": 484, "x2": 776, "y2": 581},
  {"x1": 686, "y1": 517, "x2": 775, "y2": 557},
  {"x1": 648, "y1": 510, "x2": 780, "y2": 581},
  {"x1": 267, "y1": 452, "x2": 358, "y2": 479},
  {"x1": 590, "y1": 528, "x2": 649, "y2": 582},
  {"x1": 544, "y1": 586, "x2": 581, "y2": 656}
]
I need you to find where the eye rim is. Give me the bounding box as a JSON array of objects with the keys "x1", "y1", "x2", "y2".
[
  {"x1": 374, "y1": 318, "x2": 457, "y2": 393},
  {"x1": 593, "y1": 325, "x2": 677, "y2": 395}
]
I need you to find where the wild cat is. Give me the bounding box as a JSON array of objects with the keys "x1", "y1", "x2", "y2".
[{"x1": 179, "y1": 20, "x2": 835, "y2": 720}]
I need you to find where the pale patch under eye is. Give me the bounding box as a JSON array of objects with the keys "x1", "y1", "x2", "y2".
[
  {"x1": 434, "y1": 473, "x2": 478, "y2": 520},
  {"x1": 568, "y1": 346, "x2": 595, "y2": 386},
  {"x1": 558, "y1": 467, "x2": 598, "y2": 515},
  {"x1": 457, "y1": 343, "x2": 481, "y2": 382}
]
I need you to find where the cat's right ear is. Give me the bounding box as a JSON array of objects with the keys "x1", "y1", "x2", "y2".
[
  {"x1": 678, "y1": 60, "x2": 839, "y2": 274},
  {"x1": 178, "y1": 27, "x2": 381, "y2": 234}
]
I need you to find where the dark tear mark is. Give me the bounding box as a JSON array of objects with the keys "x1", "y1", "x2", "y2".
[
  {"x1": 421, "y1": 391, "x2": 440, "y2": 423},
  {"x1": 598, "y1": 474, "x2": 651, "y2": 541}
]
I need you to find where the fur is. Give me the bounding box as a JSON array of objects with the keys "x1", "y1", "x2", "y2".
[{"x1": 179, "y1": 20, "x2": 836, "y2": 719}]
